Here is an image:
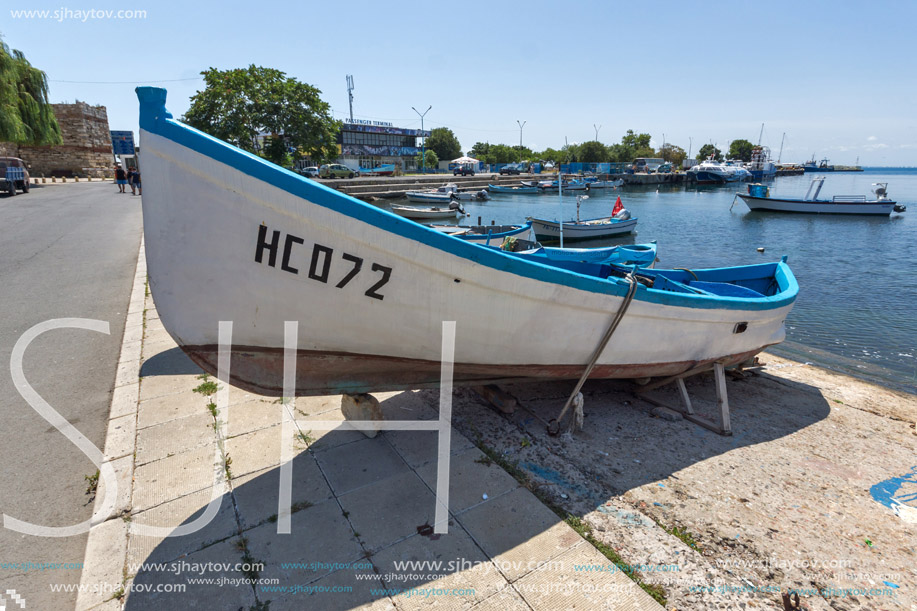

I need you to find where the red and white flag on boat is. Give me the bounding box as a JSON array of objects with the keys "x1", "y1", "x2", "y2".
[{"x1": 612, "y1": 196, "x2": 624, "y2": 216}]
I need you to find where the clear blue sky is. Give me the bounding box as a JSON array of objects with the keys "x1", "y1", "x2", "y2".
[{"x1": 5, "y1": 0, "x2": 916, "y2": 165}]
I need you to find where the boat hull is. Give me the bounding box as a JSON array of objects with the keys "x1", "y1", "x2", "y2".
[
  {"x1": 404, "y1": 192, "x2": 454, "y2": 204},
  {"x1": 529, "y1": 217, "x2": 638, "y2": 241},
  {"x1": 738, "y1": 194, "x2": 896, "y2": 216},
  {"x1": 136, "y1": 87, "x2": 796, "y2": 396},
  {"x1": 390, "y1": 205, "x2": 461, "y2": 219}
]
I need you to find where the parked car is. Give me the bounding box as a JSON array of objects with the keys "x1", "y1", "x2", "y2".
[
  {"x1": 453, "y1": 164, "x2": 475, "y2": 176},
  {"x1": 499, "y1": 164, "x2": 522, "y2": 175},
  {"x1": 319, "y1": 164, "x2": 357, "y2": 179},
  {"x1": 0, "y1": 157, "x2": 30, "y2": 195},
  {"x1": 297, "y1": 166, "x2": 319, "y2": 178}
]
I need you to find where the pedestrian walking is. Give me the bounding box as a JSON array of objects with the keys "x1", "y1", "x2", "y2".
[
  {"x1": 132, "y1": 169, "x2": 141, "y2": 196},
  {"x1": 127, "y1": 167, "x2": 137, "y2": 195},
  {"x1": 115, "y1": 165, "x2": 127, "y2": 193}
]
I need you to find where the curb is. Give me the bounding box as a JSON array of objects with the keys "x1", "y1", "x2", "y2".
[{"x1": 75, "y1": 235, "x2": 146, "y2": 611}]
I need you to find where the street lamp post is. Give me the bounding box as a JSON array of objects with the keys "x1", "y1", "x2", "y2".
[
  {"x1": 517, "y1": 120, "x2": 526, "y2": 149},
  {"x1": 412, "y1": 105, "x2": 432, "y2": 174},
  {"x1": 594, "y1": 124, "x2": 601, "y2": 141}
]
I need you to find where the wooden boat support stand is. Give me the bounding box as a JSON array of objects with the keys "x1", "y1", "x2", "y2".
[{"x1": 633, "y1": 362, "x2": 734, "y2": 436}]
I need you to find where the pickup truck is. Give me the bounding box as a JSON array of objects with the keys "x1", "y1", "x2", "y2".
[{"x1": 0, "y1": 157, "x2": 30, "y2": 195}]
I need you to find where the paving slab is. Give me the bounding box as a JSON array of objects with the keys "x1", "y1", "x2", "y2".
[
  {"x1": 126, "y1": 488, "x2": 238, "y2": 570},
  {"x1": 103, "y1": 412, "x2": 138, "y2": 461},
  {"x1": 233, "y1": 457, "x2": 334, "y2": 531},
  {"x1": 243, "y1": 498, "x2": 364, "y2": 587},
  {"x1": 226, "y1": 397, "x2": 284, "y2": 439},
  {"x1": 260, "y1": 564, "x2": 396, "y2": 611},
  {"x1": 415, "y1": 447, "x2": 520, "y2": 515},
  {"x1": 338, "y1": 470, "x2": 438, "y2": 553},
  {"x1": 371, "y1": 528, "x2": 509, "y2": 610},
  {"x1": 74, "y1": 518, "x2": 128, "y2": 610},
  {"x1": 137, "y1": 388, "x2": 208, "y2": 429},
  {"x1": 138, "y1": 373, "x2": 199, "y2": 402},
  {"x1": 315, "y1": 436, "x2": 410, "y2": 495},
  {"x1": 457, "y1": 487, "x2": 584, "y2": 583},
  {"x1": 513, "y1": 541, "x2": 662, "y2": 611},
  {"x1": 384, "y1": 426, "x2": 475, "y2": 469},
  {"x1": 132, "y1": 444, "x2": 219, "y2": 511},
  {"x1": 135, "y1": 411, "x2": 215, "y2": 465},
  {"x1": 126, "y1": 537, "x2": 255, "y2": 610},
  {"x1": 469, "y1": 585, "x2": 533, "y2": 610},
  {"x1": 226, "y1": 423, "x2": 308, "y2": 479},
  {"x1": 95, "y1": 454, "x2": 135, "y2": 519}
]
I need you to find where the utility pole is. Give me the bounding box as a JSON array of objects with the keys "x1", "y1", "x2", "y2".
[
  {"x1": 594, "y1": 124, "x2": 601, "y2": 141},
  {"x1": 412, "y1": 105, "x2": 432, "y2": 173},
  {"x1": 517, "y1": 120, "x2": 526, "y2": 149},
  {"x1": 346, "y1": 75, "x2": 355, "y2": 123}
]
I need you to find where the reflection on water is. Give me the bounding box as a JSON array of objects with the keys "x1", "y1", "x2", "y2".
[{"x1": 388, "y1": 171, "x2": 917, "y2": 393}]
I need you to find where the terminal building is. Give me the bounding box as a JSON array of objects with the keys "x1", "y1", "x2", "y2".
[{"x1": 337, "y1": 119, "x2": 429, "y2": 172}]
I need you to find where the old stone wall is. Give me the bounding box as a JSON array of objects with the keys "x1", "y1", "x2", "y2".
[{"x1": 10, "y1": 101, "x2": 115, "y2": 178}]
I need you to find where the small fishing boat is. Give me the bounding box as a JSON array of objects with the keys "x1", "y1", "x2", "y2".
[
  {"x1": 513, "y1": 242, "x2": 657, "y2": 268},
  {"x1": 582, "y1": 179, "x2": 624, "y2": 189},
  {"x1": 529, "y1": 196, "x2": 638, "y2": 241},
  {"x1": 488, "y1": 184, "x2": 540, "y2": 194},
  {"x1": 136, "y1": 87, "x2": 798, "y2": 396},
  {"x1": 406, "y1": 183, "x2": 488, "y2": 203},
  {"x1": 736, "y1": 178, "x2": 906, "y2": 216},
  {"x1": 427, "y1": 222, "x2": 533, "y2": 243},
  {"x1": 390, "y1": 203, "x2": 466, "y2": 219}
]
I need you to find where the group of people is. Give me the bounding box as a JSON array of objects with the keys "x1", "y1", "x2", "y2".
[{"x1": 114, "y1": 165, "x2": 142, "y2": 195}]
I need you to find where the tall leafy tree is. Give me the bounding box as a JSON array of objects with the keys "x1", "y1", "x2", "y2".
[
  {"x1": 728, "y1": 139, "x2": 754, "y2": 162},
  {"x1": 414, "y1": 149, "x2": 438, "y2": 172},
  {"x1": 617, "y1": 130, "x2": 654, "y2": 161},
  {"x1": 0, "y1": 37, "x2": 61, "y2": 146},
  {"x1": 696, "y1": 144, "x2": 722, "y2": 161},
  {"x1": 424, "y1": 127, "x2": 461, "y2": 161},
  {"x1": 183, "y1": 65, "x2": 340, "y2": 165},
  {"x1": 657, "y1": 143, "x2": 686, "y2": 166},
  {"x1": 579, "y1": 141, "x2": 608, "y2": 162}
]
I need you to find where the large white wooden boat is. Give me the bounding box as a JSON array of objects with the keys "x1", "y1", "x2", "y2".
[
  {"x1": 136, "y1": 87, "x2": 798, "y2": 396},
  {"x1": 737, "y1": 178, "x2": 906, "y2": 216}
]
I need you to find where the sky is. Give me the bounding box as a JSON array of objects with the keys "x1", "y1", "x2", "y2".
[{"x1": 4, "y1": 0, "x2": 916, "y2": 165}]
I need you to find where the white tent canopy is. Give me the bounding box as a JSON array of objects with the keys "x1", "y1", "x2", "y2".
[{"x1": 451, "y1": 156, "x2": 480, "y2": 164}]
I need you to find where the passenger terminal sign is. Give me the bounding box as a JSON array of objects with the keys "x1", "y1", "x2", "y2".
[
  {"x1": 345, "y1": 119, "x2": 394, "y2": 127},
  {"x1": 110, "y1": 130, "x2": 135, "y2": 156}
]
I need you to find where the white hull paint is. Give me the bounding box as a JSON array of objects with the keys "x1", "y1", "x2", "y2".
[
  {"x1": 738, "y1": 195, "x2": 896, "y2": 216},
  {"x1": 137, "y1": 88, "x2": 795, "y2": 396}
]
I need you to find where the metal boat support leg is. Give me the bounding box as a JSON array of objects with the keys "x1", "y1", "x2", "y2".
[{"x1": 635, "y1": 362, "x2": 733, "y2": 436}]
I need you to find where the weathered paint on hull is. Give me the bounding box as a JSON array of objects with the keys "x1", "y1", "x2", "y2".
[{"x1": 182, "y1": 344, "x2": 768, "y2": 396}]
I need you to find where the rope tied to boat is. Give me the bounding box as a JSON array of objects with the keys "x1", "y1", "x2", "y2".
[{"x1": 548, "y1": 272, "x2": 639, "y2": 435}]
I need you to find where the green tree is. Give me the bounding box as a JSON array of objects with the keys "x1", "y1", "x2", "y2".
[
  {"x1": 414, "y1": 149, "x2": 438, "y2": 172},
  {"x1": 728, "y1": 139, "x2": 754, "y2": 162},
  {"x1": 579, "y1": 141, "x2": 608, "y2": 162},
  {"x1": 538, "y1": 147, "x2": 564, "y2": 163},
  {"x1": 183, "y1": 65, "x2": 340, "y2": 166},
  {"x1": 616, "y1": 130, "x2": 653, "y2": 161},
  {"x1": 696, "y1": 144, "x2": 722, "y2": 161},
  {"x1": 424, "y1": 127, "x2": 462, "y2": 161},
  {"x1": 0, "y1": 37, "x2": 61, "y2": 146},
  {"x1": 657, "y1": 143, "x2": 686, "y2": 167}
]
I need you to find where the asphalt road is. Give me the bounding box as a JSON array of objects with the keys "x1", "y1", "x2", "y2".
[{"x1": 0, "y1": 182, "x2": 142, "y2": 609}]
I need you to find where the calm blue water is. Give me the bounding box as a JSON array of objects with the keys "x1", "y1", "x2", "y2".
[{"x1": 397, "y1": 169, "x2": 917, "y2": 393}]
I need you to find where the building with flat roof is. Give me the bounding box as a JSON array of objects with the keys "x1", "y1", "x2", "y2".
[{"x1": 338, "y1": 119, "x2": 429, "y2": 172}]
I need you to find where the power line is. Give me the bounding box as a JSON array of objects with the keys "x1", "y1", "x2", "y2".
[{"x1": 50, "y1": 77, "x2": 202, "y2": 84}]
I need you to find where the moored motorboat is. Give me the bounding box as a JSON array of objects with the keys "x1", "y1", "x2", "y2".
[
  {"x1": 488, "y1": 184, "x2": 540, "y2": 194},
  {"x1": 390, "y1": 203, "x2": 466, "y2": 219},
  {"x1": 427, "y1": 222, "x2": 533, "y2": 243},
  {"x1": 528, "y1": 196, "x2": 638, "y2": 241},
  {"x1": 736, "y1": 178, "x2": 905, "y2": 216},
  {"x1": 136, "y1": 86, "x2": 798, "y2": 396},
  {"x1": 688, "y1": 157, "x2": 750, "y2": 184},
  {"x1": 405, "y1": 183, "x2": 488, "y2": 203}
]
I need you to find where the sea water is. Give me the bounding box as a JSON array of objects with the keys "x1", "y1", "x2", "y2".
[{"x1": 415, "y1": 169, "x2": 917, "y2": 394}]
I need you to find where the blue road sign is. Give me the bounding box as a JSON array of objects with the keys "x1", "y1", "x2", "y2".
[{"x1": 111, "y1": 131, "x2": 135, "y2": 156}]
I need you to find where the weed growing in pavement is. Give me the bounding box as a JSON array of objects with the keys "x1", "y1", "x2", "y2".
[
  {"x1": 294, "y1": 430, "x2": 315, "y2": 448},
  {"x1": 85, "y1": 470, "x2": 100, "y2": 497}
]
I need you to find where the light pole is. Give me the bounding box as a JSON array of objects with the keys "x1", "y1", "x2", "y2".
[
  {"x1": 594, "y1": 124, "x2": 601, "y2": 141},
  {"x1": 517, "y1": 120, "x2": 526, "y2": 149},
  {"x1": 412, "y1": 105, "x2": 431, "y2": 173}
]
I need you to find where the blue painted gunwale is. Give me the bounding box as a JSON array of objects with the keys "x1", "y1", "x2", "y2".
[{"x1": 137, "y1": 87, "x2": 797, "y2": 312}]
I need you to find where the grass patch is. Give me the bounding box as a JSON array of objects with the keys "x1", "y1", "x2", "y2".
[
  {"x1": 294, "y1": 430, "x2": 315, "y2": 448},
  {"x1": 193, "y1": 380, "x2": 219, "y2": 396},
  {"x1": 474, "y1": 455, "x2": 493, "y2": 467},
  {"x1": 520, "y1": 437, "x2": 531, "y2": 448}
]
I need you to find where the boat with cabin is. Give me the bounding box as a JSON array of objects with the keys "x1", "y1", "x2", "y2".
[{"x1": 736, "y1": 178, "x2": 906, "y2": 216}]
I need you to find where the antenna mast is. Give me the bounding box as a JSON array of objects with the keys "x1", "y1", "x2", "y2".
[{"x1": 346, "y1": 75, "x2": 355, "y2": 122}]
